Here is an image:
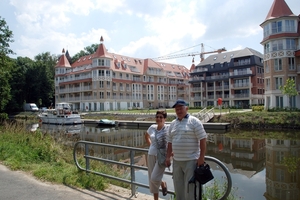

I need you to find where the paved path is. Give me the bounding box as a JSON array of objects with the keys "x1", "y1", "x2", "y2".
[{"x1": 0, "y1": 164, "x2": 161, "y2": 200}]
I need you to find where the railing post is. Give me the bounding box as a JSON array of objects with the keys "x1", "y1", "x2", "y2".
[
  {"x1": 85, "y1": 144, "x2": 90, "y2": 172},
  {"x1": 130, "y1": 150, "x2": 136, "y2": 196}
]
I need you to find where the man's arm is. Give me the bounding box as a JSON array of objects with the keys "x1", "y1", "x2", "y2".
[{"x1": 197, "y1": 138, "x2": 206, "y2": 166}]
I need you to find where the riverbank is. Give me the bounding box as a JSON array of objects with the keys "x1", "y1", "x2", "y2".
[
  {"x1": 210, "y1": 111, "x2": 300, "y2": 130},
  {"x1": 83, "y1": 111, "x2": 300, "y2": 130},
  {"x1": 8, "y1": 109, "x2": 300, "y2": 130}
]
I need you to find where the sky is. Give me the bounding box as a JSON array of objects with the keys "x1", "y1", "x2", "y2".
[{"x1": 1, "y1": 0, "x2": 300, "y2": 69}]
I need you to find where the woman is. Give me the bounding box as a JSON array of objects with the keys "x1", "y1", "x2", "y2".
[{"x1": 144, "y1": 110, "x2": 169, "y2": 200}]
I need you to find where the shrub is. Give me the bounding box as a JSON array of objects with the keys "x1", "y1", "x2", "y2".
[{"x1": 252, "y1": 106, "x2": 264, "y2": 112}]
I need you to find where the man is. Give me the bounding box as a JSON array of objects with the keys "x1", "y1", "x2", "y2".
[{"x1": 165, "y1": 99, "x2": 207, "y2": 200}]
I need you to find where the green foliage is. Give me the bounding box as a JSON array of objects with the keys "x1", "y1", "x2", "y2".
[
  {"x1": 281, "y1": 155, "x2": 300, "y2": 173},
  {"x1": 0, "y1": 122, "x2": 128, "y2": 191},
  {"x1": 212, "y1": 111, "x2": 300, "y2": 129},
  {"x1": 0, "y1": 17, "x2": 14, "y2": 112},
  {"x1": 5, "y1": 52, "x2": 57, "y2": 112},
  {"x1": 0, "y1": 113, "x2": 8, "y2": 121},
  {"x1": 0, "y1": 16, "x2": 14, "y2": 56},
  {"x1": 280, "y1": 78, "x2": 298, "y2": 109},
  {"x1": 252, "y1": 106, "x2": 264, "y2": 111},
  {"x1": 71, "y1": 43, "x2": 98, "y2": 63}
]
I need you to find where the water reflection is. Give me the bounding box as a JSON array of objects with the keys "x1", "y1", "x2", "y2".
[{"x1": 37, "y1": 124, "x2": 300, "y2": 200}]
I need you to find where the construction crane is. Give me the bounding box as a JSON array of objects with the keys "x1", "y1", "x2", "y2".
[{"x1": 152, "y1": 43, "x2": 226, "y2": 62}]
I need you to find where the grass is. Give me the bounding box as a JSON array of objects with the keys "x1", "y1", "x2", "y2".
[
  {"x1": 0, "y1": 121, "x2": 128, "y2": 191},
  {"x1": 211, "y1": 111, "x2": 300, "y2": 129}
]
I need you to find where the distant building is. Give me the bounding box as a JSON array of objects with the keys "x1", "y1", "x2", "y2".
[
  {"x1": 260, "y1": 0, "x2": 300, "y2": 109},
  {"x1": 54, "y1": 37, "x2": 190, "y2": 111},
  {"x1": 189, "y1": 48, "x2": 264, "y2": 108}
]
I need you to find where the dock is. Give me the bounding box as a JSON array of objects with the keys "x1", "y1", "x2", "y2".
[{"x1": 83, "y1": 119, "x2": 231, "y2": 133}]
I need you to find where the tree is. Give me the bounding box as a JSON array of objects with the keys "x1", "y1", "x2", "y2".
[
  {"x1": 0, "y1": 16, "x2": 14, "y2": 112},
  {"x1": 280, "y1": 78, "x2": 298, "y2": 109},
  {"x1": 71, "y1": 43, "x2": 98, "y2": 63}
]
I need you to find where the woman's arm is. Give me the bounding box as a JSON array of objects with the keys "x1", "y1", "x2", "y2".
[{"x1": 144, "y1": 132, "x2": 151, "y2": 146}]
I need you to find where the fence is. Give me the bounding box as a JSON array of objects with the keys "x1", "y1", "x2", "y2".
[{"x1": 73, "y1": 140, "x2": 232, "y2": 200}]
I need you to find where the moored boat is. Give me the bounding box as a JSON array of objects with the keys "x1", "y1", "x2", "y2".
[
  {"x1": 38, "y1": 102, "x2": 82, "y2": 125},
  {"x1": 98, "y1": 119, "x2": 115, "y2": 127}
]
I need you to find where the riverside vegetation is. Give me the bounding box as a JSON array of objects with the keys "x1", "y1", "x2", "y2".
[{"x1": 0, "y1": 122, "x2": 129, "y2": 192}]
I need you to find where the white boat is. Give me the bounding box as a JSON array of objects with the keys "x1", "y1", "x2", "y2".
[{"x1": 38, "y1": 102, "x2": 82, "y2": 125}]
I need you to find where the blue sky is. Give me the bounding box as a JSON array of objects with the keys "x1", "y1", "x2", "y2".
[{"x1": 1, "y1": 0, "x2": 300, "y2": 69}]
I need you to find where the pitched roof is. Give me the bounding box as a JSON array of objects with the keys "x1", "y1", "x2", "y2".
[
  {"x1": 94, "y1": 36, "x2": 112, "y2": 59},
  {"x1": 55, "y1": 48, "x2": 71, "y2": 68},
  {"x1": 196, "y1": 48, "x2": 263, "y2": 66},
  {"x1": 265, "y1": 0, "x2": 295, "y2": 20}
]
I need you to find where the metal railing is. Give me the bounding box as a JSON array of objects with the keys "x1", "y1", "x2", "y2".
[
  {"x1": 73, "y1": 141, "x2": 232, "y2": 200},
  {"x1": 194, "y1": 108, "x2": 215, "y2": 123}
]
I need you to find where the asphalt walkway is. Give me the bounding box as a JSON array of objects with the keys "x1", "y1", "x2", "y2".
[{"x1": 0, "y1": 164, "x2": 160, "y2": 200}]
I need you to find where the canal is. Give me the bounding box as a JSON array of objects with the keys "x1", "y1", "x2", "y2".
[{"x1": 35, "y1": 123, "x2": 300, "y2": 200}]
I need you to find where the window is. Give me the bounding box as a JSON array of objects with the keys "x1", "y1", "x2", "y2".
[
  {"x1": 264, "y1": 43, "x2": 270, "y2": 53},
  {"x1": 266, "y1": 78, "x2": 270, "y2": 90},
  {"x1": 274, "y1": 59, "x2": 282, "y2": 71},
  {"x1": 275, "y1": 77, "x2": 283, "y2": 89},
  {"x1": 107, "y1": 92, "x2": 110, "y2": 98},
  {"x1": 285, "y1": 20, "x2": 295, "y2": 32},
  {"x1": 276, "y1": 96, "x2": 283, "y2": 108},
  {"x1": 272, "y1": 21, "x2": 282, "y2": 34},
  {"x1": 99, "y1": 81, "x2": 104, "y2": 88},
  {"x1": 263, "y1": 24, "x2": 270, "y2": 38},
  {"x1": 288, "y1": 58, "x2": 295, "y2": 70},
  {"x1": 286, "y1": 39, "x2": 296, "y2": 50},
  {"x1": 99, "y1": 92, "x2": 104, "y2": 99},
  {"x1": 106, "y1": 81, "x2": 110, "y2": 88},
  {"x1": 272, "y1": 40, "x2": 283, "y2": 51},
  {"x1": 98, "y1": 59, "x2": 105, "y2": 66}
]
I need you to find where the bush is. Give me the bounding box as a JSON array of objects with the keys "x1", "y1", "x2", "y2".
[
  {"x1": 0, "y1": 113, "x2": 9, "y2": 122},
  {"x1": 252, "y1": 106, "x2": 264, "y2": 112}
]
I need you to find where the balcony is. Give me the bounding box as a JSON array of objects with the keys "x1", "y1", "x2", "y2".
[
  {"x1": 189, "y1": 77, "x2": 204, "y2": 82},
  {"x1": 231, "y1": 93, "x2": 250, "y2": 98},
  {"x1": 207, "y1": 86, "x2": 214, "y2": 91},
  {"x1": 191, "y1": 96, "x2": 202, "y2": 100},
  {"x1": 231, "y1": 83, "x2": 252, "y2": 89},
  {"x1": 132, "y1": 77, "x2": 141, "y2": 82},
  {"x1": 206, "y1": 74, "x2": 229, "y2": 80},
  {"x1": 178, "y1": 89, "x2": 185, "y2": 94},
  {"x1": 82, "y1": 86, "x2": 92, "y2": 91},
  {"x1": 191, "y1": 68, "x2": 208, "y2": 73},
  {"x1": 207, "y1": 95, "x2": 214, "y2": 99},
  {"x1": 191, "y1": 87, "x2": 204, "y2": 92},
  {"x1": 229, "y1": 69, "x2": 253, "y2": 77},
  {"x1": 233, "y1": 60, "x2": 251, "y2": 66},
  {"x1": 69, "y1": 97, "x2": 81, "y2": 101},
  {"x1": 146, "y1": 69, "x2": 166, "y2": 76}
]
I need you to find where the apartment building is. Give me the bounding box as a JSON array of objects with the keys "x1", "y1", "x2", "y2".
[
  {"x1": 260, "y1": 0, "x2": 300, "y2": 109},
  {"x1": 54, "y1": 37, "x2": 190, "y2": 111},
  {"x1": 189, "y1": 48, "x2": 264, "y2": 108}
]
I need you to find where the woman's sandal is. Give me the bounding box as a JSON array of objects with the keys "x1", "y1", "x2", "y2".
[{"x1": 162, "y1": 182, "x2": 168, "y2": 196}]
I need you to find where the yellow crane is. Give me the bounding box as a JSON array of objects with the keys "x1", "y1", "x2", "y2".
[{"x1": 152, "y1": 43, "x2": 226, "y2": 62}]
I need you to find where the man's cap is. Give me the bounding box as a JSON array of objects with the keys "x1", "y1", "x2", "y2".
[{"x1": 172, "y1": 99, "x2": 188, "y2": 108}]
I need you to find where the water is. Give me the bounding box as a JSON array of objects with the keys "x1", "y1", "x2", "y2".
[{"x1": 35, "y1": 123, "x2": 300, "y2": 200}]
